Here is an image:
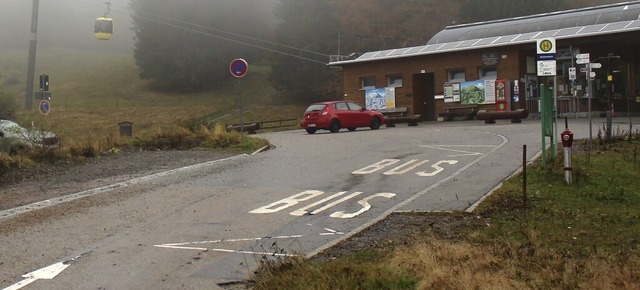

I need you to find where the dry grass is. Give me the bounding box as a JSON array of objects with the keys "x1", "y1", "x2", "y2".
[{"x1": 390, "y1": 239, "x2": 638, "y2": 290}]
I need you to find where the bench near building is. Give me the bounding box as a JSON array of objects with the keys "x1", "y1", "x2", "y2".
[{"x1": 329, "y1": 2, "x2": 640, "y2": 122}]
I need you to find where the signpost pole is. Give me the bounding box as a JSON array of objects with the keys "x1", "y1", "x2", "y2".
[
  {"x1": 238, "y1": 78, "x2": 244, "y2": 136},
  {"x1": 25, "y1": 0, "x2": 40, "y2": 110},
  {"x1": 536, "y1": 38, "x2": 557, "y2": 162},
  {"x1": 230, "y1": 58, "x2": 249, "y2": 138},
  {"x1": 553, "y1": 74, "x2": 558, "y2": 159},
  {"x1": 587, "y1": 63, "x2": 593, "y2": 150}
]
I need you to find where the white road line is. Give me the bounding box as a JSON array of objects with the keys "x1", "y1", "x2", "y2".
[
  {"x1": 155, "y1": 229, "x2": 345, "y2": 256},
  {"x1": 0, "y1": 155, "x2": 248, "y2": 222},
  {"x1": 420, "y1": 144, "x2": 494, "y2": 157}
]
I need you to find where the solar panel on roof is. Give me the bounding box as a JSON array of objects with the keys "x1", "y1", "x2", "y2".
[
  {"x1": 437, "y1": 41, "x2": 463, "y2": 50},
  {"x1": 601, "y1": 21, "x2": 634, "y2": 31},
  {"x1": 554, "y1": 27, "x2": 583, "y2": 37},
  {"x1": 512, "y1": 32, "x2": 540, "y2": 41},
  {"x1": 473, "y1": 38, "x2": 496, "y2": 46},
  {"x1": 535, "y1": 30, "x2": 557, "y2": 38},
  {"x1": 420, "y1": 45, "x2": 440, "y2": 52},
  {"x1": 404, "y1": 46, "x2": 424, "y2": 54},
  {"x1": 579, "y1": 23, "x2": 608, "y2": 34},
  {"x1": 388, "y1": 48, "x2": 410, "y2": 56},
  {"x1": 357, "y1": 52, "x2": 378, "y2": 60},
  {"x1": 340, "y1": 3, "x2": 640, "y2": 65}
]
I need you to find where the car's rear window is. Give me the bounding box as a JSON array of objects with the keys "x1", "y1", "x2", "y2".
[{"x1": 305, "y1": 104, "x2": 327, "y2": 112}]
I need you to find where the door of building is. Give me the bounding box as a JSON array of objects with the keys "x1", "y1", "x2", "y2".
[{"x1": 413, "y1": 73, "x2": 436, "y2": 121}]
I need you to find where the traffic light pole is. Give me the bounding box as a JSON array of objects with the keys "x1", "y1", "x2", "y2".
[{"x1": 25, "y1": 0, "x2": 40, "y2": 110}]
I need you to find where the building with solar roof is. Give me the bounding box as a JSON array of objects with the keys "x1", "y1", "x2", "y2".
[{"x1": 329, "y1": 1, "x2": 640, "y2": 121}]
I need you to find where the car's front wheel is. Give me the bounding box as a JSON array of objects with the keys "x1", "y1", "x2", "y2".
[
  {"x1": 370, "y1": 117, "x2": 382, "y2": 130},
  {"x1": 306, "y1": 128, "x2": 317, "y2": 134},
  {"x1": 329, "y1": 120, "x2": 341, "y2": 133}
]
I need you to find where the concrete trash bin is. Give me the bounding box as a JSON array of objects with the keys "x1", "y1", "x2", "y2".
[{"x1": 118, "y1": 121, "x2": 133, "y2": 137}]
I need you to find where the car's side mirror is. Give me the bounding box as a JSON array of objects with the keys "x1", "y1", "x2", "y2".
[{"x1": 360, "y1": 107, "x2": 366, "y2": 112}]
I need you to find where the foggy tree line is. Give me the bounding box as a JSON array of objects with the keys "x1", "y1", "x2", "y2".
[{"x1": 131, "y1": 0, "x2": 622, "y2": 102}]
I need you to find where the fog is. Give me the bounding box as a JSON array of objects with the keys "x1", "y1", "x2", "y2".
[{"x1": 0, "y1": 0, "x2": 135, "y2": 53}]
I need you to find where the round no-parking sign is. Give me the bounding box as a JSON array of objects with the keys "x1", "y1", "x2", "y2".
[
  {"x1": 230, "y1": 58, "x2": 248, "y2": 78},
  {"x1": 39, "y1": 100, "x2": 51, "y2": 116}
]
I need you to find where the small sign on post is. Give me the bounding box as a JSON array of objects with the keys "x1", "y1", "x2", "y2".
[
  {"x1": 230, "y1": 58, "x2": 248, "y2": 78},
  {"x1": 39, "y1": 100, "x2": 51, "y2": 116},
  {"x1": 230, "y1": 58, "x2": 249, "y2": 136},
  {"x1": 536, "y1": 38, "x2": 556, "y2": 76}
]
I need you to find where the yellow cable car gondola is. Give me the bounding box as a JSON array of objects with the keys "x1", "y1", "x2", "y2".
[{"x1": 95, "y1": 2, "x2": 113, "y2": 40}]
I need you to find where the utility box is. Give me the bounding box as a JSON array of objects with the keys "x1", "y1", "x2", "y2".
[{"x1": 118, "y1": 121, "x2": 133, "y2": 137}]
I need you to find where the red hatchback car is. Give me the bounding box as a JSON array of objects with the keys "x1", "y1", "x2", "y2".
[{"x1": 300, "y1": 101, "x2": 385, "y2": 134}]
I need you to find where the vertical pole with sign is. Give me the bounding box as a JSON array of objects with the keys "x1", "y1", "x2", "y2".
[
  {"x1": 537, "y1": 38, "x2": 557, "y2": 161},
  {"x1": 230, "y1": 58, "x2": 249, "y2": 137},
  {"x1": 576, "y1": 53, "x2": 594, "y2": 149}
]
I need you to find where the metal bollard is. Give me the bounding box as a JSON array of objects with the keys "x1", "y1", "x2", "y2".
[{"x1": 561, "y1": 118, "x2": 574, "y2": 185}]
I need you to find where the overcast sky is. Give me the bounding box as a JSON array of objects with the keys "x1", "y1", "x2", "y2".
[{"x1": 0, "y1": 0, "x2": 135, "y2": 53}]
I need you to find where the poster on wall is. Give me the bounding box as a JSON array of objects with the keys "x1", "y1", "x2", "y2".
[
  {"x1": 444, "y1": 82, "x2": 454, "y2": 103},
  {"x1": 459, "y1": 80, "x2": 497, "y2": 105},
  {"x1": 365, "y1": 88, "x2": 387, "y2": 110},
  {"x1": 385, "y1": 87, "x2": 396, "y2": 108},
  {"x1": 453, "y1": 83, "x2": 460, "y2": 102},
  {"x1": 365, "y1": 88, "x2": 396, "y2": 110},
  {"x1": 444, "y1": 82, "x2": 461, "y2": 103},
  {"x1": 460, "y1": 80, "x2": 486, "y2": 105},
  {"x1": 484, "y1": 80, "x2": 496, "y2": 104}
]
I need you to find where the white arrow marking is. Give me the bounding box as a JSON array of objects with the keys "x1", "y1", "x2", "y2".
[
  {"x1": 3, "y1": 257, "x2": 77, "y2": 290},
  {"x1": 154, "y1": 229, "x2": 344, "y2": 257}
]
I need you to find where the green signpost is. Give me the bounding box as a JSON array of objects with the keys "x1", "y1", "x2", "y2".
[{"x1": 540, "y1": 84, "x2": 556, "y2": 167}]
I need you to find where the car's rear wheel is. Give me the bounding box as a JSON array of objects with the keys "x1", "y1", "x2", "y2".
[
  {"x1": 306, "y1": 128, "x2": 317, "y2": 134},
  {"x1": 329, "y1": 120, "x2": 341, "y2": 133},
  {"x1": 348, "y1": 128, "x2": 356, "y2": 131},
  {"x1": 370, "y1": 117, "x2": 382, "y2": 130}
]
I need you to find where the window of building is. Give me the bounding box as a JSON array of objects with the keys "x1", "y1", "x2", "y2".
[
  {"x1": 387, "y1": 74, "x2": 403, "y2": 87},
  {"x1": 480, "y1": 66, "x2": 497, "y2": 80},
  {"x1": 360, "y1": 76, "x2": 376, "y2": 89},
  {"x1": 448, "y1": 69, "x2": 466, "y2": 82}
]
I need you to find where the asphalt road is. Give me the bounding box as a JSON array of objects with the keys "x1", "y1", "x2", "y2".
[{"x1": 1, "y1": 117, "x2": 637, "y2": 289}]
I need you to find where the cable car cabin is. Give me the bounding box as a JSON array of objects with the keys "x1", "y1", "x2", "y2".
[{"x1": 95, "y1": 17, "x2": 113, "y2": 40}]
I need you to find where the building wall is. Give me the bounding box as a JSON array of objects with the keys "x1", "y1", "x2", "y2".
[{"x1": 342, "y1": 46, "x2": 523, "y2": 117}]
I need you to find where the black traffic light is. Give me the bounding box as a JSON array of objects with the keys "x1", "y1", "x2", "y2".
[{"x1": 39, "y1": 74, "x2": 49, "y2": 91}]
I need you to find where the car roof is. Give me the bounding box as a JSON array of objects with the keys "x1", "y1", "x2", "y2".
[{"x1": 311, "y1": 101, "x2": 347, "y2": 105}]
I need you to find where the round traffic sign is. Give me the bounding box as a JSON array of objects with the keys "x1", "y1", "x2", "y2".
[
  {"x1": 230, "y1": 58, "x2": 248, "y2": 78},
  {"x1": 39, "y1": 100, "x2": 51, "y2": 116}
]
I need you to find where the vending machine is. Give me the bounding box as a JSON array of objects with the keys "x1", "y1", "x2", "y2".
[{"x1": 495, "y1": 80, "x2": 510, "y2": 111}]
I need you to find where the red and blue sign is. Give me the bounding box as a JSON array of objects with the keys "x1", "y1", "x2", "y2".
[
  {"x1": 230, "y1": 58, "x2": 248, "y2": 78},
  {"x1": 39, "y1": 100, "x2": 51, "y2": 116}
]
